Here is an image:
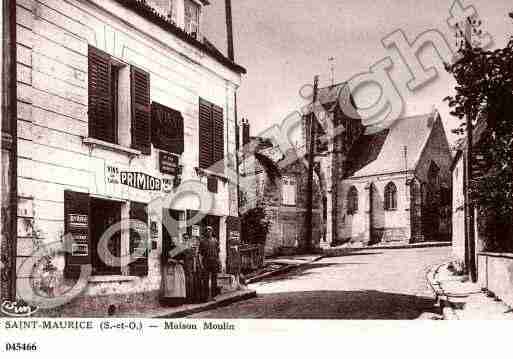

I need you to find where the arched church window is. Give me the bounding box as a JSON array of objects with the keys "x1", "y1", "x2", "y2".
[
  {"x1": 347, "y1": 186, "x2": 358, "y2": 214},
  {"x1": 384, "y1": 182, "x2": 397, "y2": 210}
]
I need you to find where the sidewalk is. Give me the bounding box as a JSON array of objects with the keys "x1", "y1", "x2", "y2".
[
  {"x1": 427, "y1": 262, "x2": 513, "y2": 320},
  {"x1": 112, "y1": 289, "x2": 257, "y2": 318},
  {"x1": 245, "y1": 253, "x2": 325, "y2": 284}
]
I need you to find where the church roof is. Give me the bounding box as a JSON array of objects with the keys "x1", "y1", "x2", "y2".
[{"x1": 347, "y1": 112, "x2": 439, "y2": 178}]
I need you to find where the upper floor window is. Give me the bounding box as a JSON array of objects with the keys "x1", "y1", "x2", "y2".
[
  {"x1": 384, "y1": 182, "x2": 397, "y2": 210},
  {"x1": 347, "y1": 186, "x2": 358, "y2": 214},
  {"x1": 199, "y1": 98, "x2": 224, "y2": 173},
  {"x1": 184, "y1": 0, "x2": 200, "y2": 37},
  {"x1": 88, "y1": 46, "x2": 151, "y2": 154}
]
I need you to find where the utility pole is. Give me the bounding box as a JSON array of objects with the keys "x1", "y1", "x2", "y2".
[
  {"x1": 454, "y1": 16, "x2": 478, "y2": 282},
  {"x1": 463, "y1": 17, "x2": 477, "y2": 282},
  {"x1": 304, "y1": 76, "x2": 319, "y2": 253},
  {"x1": 1, "y1": 0, "x2": 18, "y2": 301},
  {"x1": 328, "y1": 57, "x2": 335, "y2": 86}
]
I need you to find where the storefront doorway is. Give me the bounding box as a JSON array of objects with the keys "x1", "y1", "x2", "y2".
[{"x1": 90, "y1": 198, "x2": 122, "y2": 275}]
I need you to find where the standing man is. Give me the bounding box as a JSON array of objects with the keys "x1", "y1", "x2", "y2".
[{"x1": 199, "y1": 226, "x2": 220, "y2": 301}]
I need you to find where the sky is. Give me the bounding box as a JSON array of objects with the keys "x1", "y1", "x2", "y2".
[{"x1": 203, "y1": 0, "x2": 512, "y2": 147}]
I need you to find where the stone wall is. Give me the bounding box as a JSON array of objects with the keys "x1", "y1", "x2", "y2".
[
  {"x1": 478, "y1": 252, "x2": 513, "y2": 309},
  {"x1": 452, "y1": 154, "x2": 466, "y2": 263}
]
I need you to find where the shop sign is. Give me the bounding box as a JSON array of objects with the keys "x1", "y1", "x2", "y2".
[
  {"x1": 120, "y1": 172, "x2": 162, "y2": 191},
  {"x1": 68, "y1": 214, "x2": 88, "y2": 229},
  {"x1": 229, "y1": 230, "x2": 240, "y2": 243},
  {"x1": 106, "y1": 165, "x2": 120, "y2": 184},
  {"x1": 159, "y1": 152, "x2": 179, "y2": 176},
  {"x1": 191, "y1": 225, "x2": 200, "y2": 237},
  {"x1": 106, "y1": 164, "x2": 176, "y2": 193},
  {"x1": 162, "y1": 178, "x2": 173, "y2": 193}
]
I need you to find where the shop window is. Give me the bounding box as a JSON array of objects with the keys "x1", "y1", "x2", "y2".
[
  {"x1": 199, "y1": 98, "x2": 224, "y2": 173},
  {"x1": 347, "y1": 186, "x2": 358, "y2": 214},
  {"x1": 184, "y1": 0, "x2": 200, "y2": 38},
  {"x1": 384, "y1": 182, "x2": 397, "y2": 210},
  {"x1": 88, "y1": 46, "x2": 151, "y2": 154},
  {"x1": 64, "y1": 191, "x2": 149, "y2": 278}
]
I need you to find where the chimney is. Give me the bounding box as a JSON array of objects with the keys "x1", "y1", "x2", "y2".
[
  {"x1": 242, "y1": 118, "x2": 250, "y2": 147},
  {"x1": 225, "y1": 0, "x2": 234, "y2": 60}
]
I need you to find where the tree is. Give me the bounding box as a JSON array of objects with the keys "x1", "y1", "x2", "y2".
[{"x1": 444, "y1": 13, "x2": 513, "y2": 251}]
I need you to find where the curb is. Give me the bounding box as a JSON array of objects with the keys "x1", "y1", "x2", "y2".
[
  {"x1": 153, "y1": 289, "x2": 257, "y2": 318},
  {"x1": 365, "y1": 241, "x2": 452, "y2": 250},
  {"x1": 245, "y1": 255, "x2": 326, "y2": 284},
  {"x1": 324, "y1": 242, "x2": 451, "y2": 257},
  {"x1": 425, "y1": 262, "x2": 459, "y2": 320}
]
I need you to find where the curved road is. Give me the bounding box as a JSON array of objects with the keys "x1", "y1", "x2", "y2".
[{"x1": 189, "y1": 246, "x2": 451, "y2": 319}]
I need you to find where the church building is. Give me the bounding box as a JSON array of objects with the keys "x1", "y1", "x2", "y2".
[{"x1": 338, "y1": 111, "x2": 453, "y2": 245}]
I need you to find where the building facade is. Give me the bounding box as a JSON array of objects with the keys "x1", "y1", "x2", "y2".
[
  {"x1": 339, "y1": 111, "x2": 453, "y2": 245},
  {"x1": 240, "y1": 138, "x2": 324, "y2": 256},
  {"x1": 14, "y1": 0, "x2": 245, "y2": 315}
]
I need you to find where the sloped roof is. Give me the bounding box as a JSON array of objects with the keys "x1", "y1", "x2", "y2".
[
  {"x1": 347, "y1": 112, "x2": 438, "y2": 178},
  {"x1": 113, "y1": 0, "x2": 245, "y2": 74}
]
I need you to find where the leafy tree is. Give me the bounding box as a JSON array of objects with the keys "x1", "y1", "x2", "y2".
[
  {"x1": 241, "y1": 206, "x2": 271, "y2": 246},
  {"x1": 444, "y1": 14, "x2": 513, "y2": 251}
]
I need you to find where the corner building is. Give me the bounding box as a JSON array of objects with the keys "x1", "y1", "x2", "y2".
[{"x1": 15, "y1": 0, "x2": 245, "y2": 315}]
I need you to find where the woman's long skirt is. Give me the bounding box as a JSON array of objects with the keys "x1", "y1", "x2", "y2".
[{"x1": 161, "y1": 262, "x2": 187, "y2": 306}]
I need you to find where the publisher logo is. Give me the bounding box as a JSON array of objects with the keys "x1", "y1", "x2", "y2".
[{"x1": 1, "y1": 300, "x2": 39, "y2": 317}]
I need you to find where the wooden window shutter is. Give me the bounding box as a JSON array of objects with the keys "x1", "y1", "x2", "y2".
[
  {"x1": 151, "y1": 102, "x2": 184, "y2": 154},
  {"x1": 212, "y1": 104, "x2": 224, "y2": 172},
  {"x1": 88, "y1": 46, "x2": 114, "y2": 143},
  {"x1": 129, "y1": 201, "x2": 149, "y2": 276},
  {"x1": 64, "y1": 190, "x2": 91, "y2": 279},
  {"x1": 199, "y1": 98, "x2": 213, "y2": 169},
  {"x1": 130, "y1": 65, "x2": 151, "y2": 155}
]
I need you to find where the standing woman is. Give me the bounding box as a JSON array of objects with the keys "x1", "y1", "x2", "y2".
[{"x1": 161, "y1": 234, "x2": 187, "y2": 306}]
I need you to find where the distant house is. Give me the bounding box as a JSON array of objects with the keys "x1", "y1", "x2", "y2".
[
  {"x1": 240, "y1": 137, "x2": 324, "y2": 256},
  {"x1": 451, "y1": 120, "x2": 488, "y2": 264},
  {"x1": 338, "y1": 111, "x2": 453, "y2": 245}
]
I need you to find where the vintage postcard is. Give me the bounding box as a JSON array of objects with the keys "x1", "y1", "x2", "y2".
[{"x1": 0, "y1": 0, "x2": 512, "y2": 356}]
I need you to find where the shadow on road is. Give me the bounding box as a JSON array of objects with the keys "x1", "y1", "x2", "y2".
[
  {"x1": 189, "y1": 289, "x2": 439, "y2": 320},
  {"x1": 254, "y1": 261, "x2": 367, "y2": 285}
]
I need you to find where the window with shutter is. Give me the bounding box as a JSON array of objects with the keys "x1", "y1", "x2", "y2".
[
  {"x1": 64, "y1": 190, "x2": 91, "y2": 279},
  {"x1": 151, "y1": 102, "x2": 184, "y2": 154},
  {"x1": 198, "y1": 98, "x2": 224, "y2": 173},
  {"x1": 88, "y1": 46, "x2": 114, "y2": 143},
  {"x1": 184, "y1": 0, "x2": 200, "y2": 38},
  {"x1": 212, "y1": 104, "x2": 224, "y2": 165},
  {"x1": 199, "y1": 98, "x2": 213, "y2": 169},
  {"x1": 131, "y1": 66, "x2": 152, "y2": 155},
  {"x1": 129, "y1": 202, "x2": 149, "y2": 276}
]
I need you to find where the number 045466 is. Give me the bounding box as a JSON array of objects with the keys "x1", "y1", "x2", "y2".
[{"x1": 5, "y1": 343, "x2": 38, "y2": 351}]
